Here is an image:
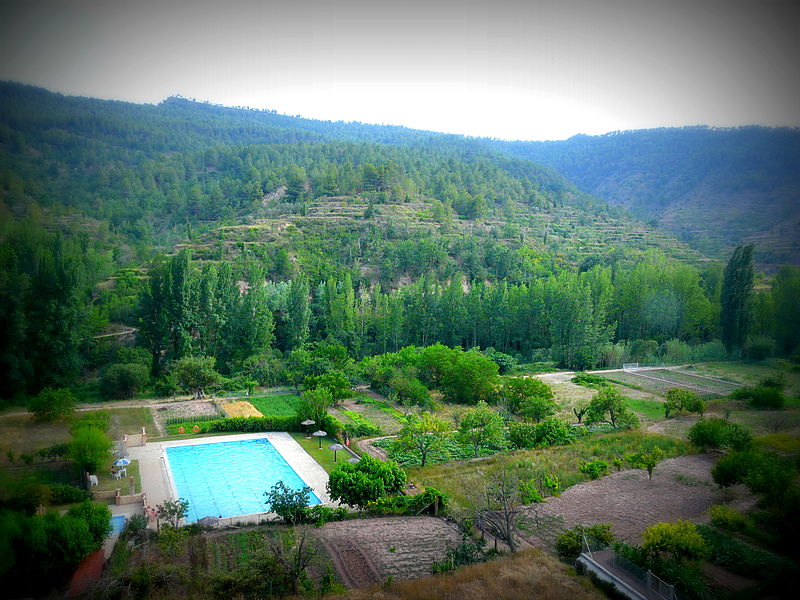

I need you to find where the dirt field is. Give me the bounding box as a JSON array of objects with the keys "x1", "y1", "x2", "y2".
[
  {"x1": 521, "y1": 454, "x2": 754, "y2": 549},
  {"x1": 313, "y1": 516, "x2": 462, "y2": 588}
]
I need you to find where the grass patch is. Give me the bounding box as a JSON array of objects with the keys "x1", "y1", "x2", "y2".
[
  {"x1": 289, "y1": 432, "x2": 352, "y2": 473},
  {"x1": 755, "y1": 433, "x2": 800, "y2": 453},
  {"x1": 94, "y1": 459, "x2": 141, "y2": 494},
  {"x1": 409, "y1": 431, "x2": 690, "y2": 510},
  {"x1": 107, "y1": 407, "x2": 155, "y2": 439},
  {"x1": 623, "y1": 397, "x2": 664, "y2": 420},
  {"x1": 247, "y1": 394, "x2": 304, "y2": 417}
]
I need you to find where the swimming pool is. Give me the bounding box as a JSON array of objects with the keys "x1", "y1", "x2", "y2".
[
  {"x1": 109, "y1": 515, "x2": 125, "y2": 534},
  {"x1": 165, "y1": 437, "x2": 320, "y2": 522}
]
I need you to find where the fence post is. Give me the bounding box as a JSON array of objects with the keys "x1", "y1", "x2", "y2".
[{"x1": 646, "y1": 571, "x2": 652, "y2": 599}]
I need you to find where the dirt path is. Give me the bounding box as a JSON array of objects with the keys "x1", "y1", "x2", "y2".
[
  {"x1": 521, "y1": 454, "x2": 755, "y2": 548},
  {"x1": 314, "y1": 517, "x2": 462, "y2": 587},
  {"x1": 355, "y1": 435, "x2": 395, "y2": 461}
]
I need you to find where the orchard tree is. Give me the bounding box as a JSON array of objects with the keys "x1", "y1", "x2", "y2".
[
  {"x1": 457, "y1": 401, "x2": 505, "y2": 457},
  {"x1": 501, "y1": 377, "x2": 554, "y2": 413},
  {"x1": 664, "y1": 388, "x2": 705, "y2": 417},
  {"x1": 397, "y1": 412, "x2": 450, "y2": 467},
  {"x1": 628, "y1": 446, "x2": 665, "y2": 480},
  {"x1": 264, "y1": 482, "x2": 312, "y2": 525},
  {"x1": 326, "y1": 454, "x2": 405, "y2": 508},
  {"x1": 173, "y1": 355, "x2": 221, "y2": 399},
  {"x1": 585, "y1": 386, "x2": 639, "y2": 429},
  {"x1": 519, "y1": 395, "x2": 558, "y2": 423},
  {"x1": 440, "y1": 349, "x2": 499, "y2": 404}
]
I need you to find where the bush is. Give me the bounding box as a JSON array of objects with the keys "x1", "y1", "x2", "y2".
[
  {"x1": 642, "y1": 520, "x2": 710, "y2": 562},
  {"x1": 264, "y1": 482, "x2": 312, "y2": 525},
  {"x1": 571, "y1": 373, "x2": 609, "y2": 389},
  {"x1": 388, "y1": 374, "x2": 431, "y2": 406},
  {"x1": 580, "y1": 460, "x2": 609, "y2": 480},
  {"x1": 305, "y1": 505, "x2": 349, "y2": 526},
  {"x1": 28, "y1": 388, "x2": 75, "y2": 421},
  {"x1": 430, "y1": 534, "x2": 489, "y2": 573},
  {"x1": 533, "y1": 418, "x2": 575, "y2": 447},
  {"x1": 519, "y1": 479, "x2": 544, "y2": 503},
  {"x1": 556, "y1": 523, "x2": 614, "y2": 562},
  {"x1": 744, "y1": 336, "x2": 777, "y2": 360},
  {"x1": 48, "y1": 484, "x2": 90, "y2": 505},
  {"x1": 100, "y1": 363, "x2": 150, "y2": 399},
  {"x1": 707, "y1": 505, "x2": 748, "y2": 532},
  {"x1": 711, "y1": 451, "x2": 761, "y2": 487},
  {"x1": 508, "y1": 422, "x2": 537, "y2": 449},
  {"x1": 688, "y1": 418, "x2": 752, "y2": 451},
  {"x1": 697, "y1": 524, "x2": 796, "y2": 581},
  {"x1": 326, "y1": 454, "x2": 406, "y2": 508},
  {"x1": 731, "y1": 385, "x2": 786, "y2": 409}
]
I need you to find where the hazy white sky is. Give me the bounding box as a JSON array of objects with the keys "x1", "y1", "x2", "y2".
[{"x1": 1, "y1": 0, "x2": 798, "y2": 140}]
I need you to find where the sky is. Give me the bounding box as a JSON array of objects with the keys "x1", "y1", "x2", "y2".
[{"x1": 0, "y1": 0, "x2": 798, "y2": 141}]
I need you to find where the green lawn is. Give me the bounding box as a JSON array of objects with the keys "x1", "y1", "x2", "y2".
[
  {"x1": 624, "y1": 397, "x2": 665, "y2": 420},
  {"x1": 289, "y1": 432, "x2": 353, "y2": 473},
  {"x1": 248, "y1": 394, "x2": 304, "y2": 417}
]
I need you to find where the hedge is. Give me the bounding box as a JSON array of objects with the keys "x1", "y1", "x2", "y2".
[{"x1": 170, "y1": 413, "x2": 346, "y2": 439}]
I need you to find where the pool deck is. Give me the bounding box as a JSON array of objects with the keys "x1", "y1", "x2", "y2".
[{"x1": 127, "y1": 432, "x2": 333, "y2": 525}]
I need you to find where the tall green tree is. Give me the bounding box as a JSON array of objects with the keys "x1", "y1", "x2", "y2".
[
  {"x1": 286, "y1": 276, "x2": 311, "y2": 351},
  {"x1": 720, "y1": 245, "x2": 754, "y2": 353}
]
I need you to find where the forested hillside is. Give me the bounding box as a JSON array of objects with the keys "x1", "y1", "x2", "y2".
[
  {"x1": 493, "y1": 127, "x2": 800, "y2": 267},
  {"x1": 1, "y1": 82, "x2": 798, "y2": 403}
]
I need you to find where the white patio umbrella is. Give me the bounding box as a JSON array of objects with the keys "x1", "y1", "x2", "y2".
[
  {"x1": 312, "y1": 430, "x2": 327, "y2": 448},
  {"x1": 113, "y1": 458, "x2": 131, "y2": 467},
  {"x1": 328, "y1": 443, "x2": 344, "y2": 462},
  {"x1": 301, "y1": 419, "x2": 316, "y2": 438}
]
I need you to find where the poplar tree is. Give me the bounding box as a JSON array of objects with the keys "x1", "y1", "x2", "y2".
[{"x1": 720, "y1": 245, "x2": 754, "y2": 353}]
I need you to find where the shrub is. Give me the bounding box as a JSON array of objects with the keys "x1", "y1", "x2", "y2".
[
  {"x1": 326, "y1": 454, "x2": 406, "y2": 508},
  {"x1": 508, "y1": 422, "x2": 537, "y2": 449},
  {"x1": 688, "y1": 418, "x2": 752, "y2": 451},
  {"x1": 708, "y1": 505, "x2": 748, "y2": 532},
  {"x1": 579, "y1": 460, "x2": 609, "y2": 480},
  {"x1": 264, "y1": 482, "x2": 312, "y2": 525},
  {"x1": 28, "y1": 388, "x2": 75, "y2": 421},
  {"x1": 731, "y1": 385, "x2": 786, "y2": 409},
  {"x1": 556, "y1": 523, "x2": 614, "y2": 562},
  {"x1": 744, "y1": 336, "x2": 777, "y2": 360},
  {"x1": 571, "y1": 373, "x2": 609, "y2": 389},
  {"x1": 697, "y1": 524, "x2": 796, "y2": 581},
  {"x1": 642, "y1": 520, "x2": 710, "y2": 562},
  {"x1": 664, "y1": 388, "x2": 705, "y2": 417},
  {"x1": 48, "y1": 484, "x2": 90, "y2": 505},
  {"x1": 305, "y1": 505, "x2": 349, "y2": 526},
  {"x1": 519, "y1": 479, "x2": 544, "y2": 503},
  {"x1": 100, "y1": 363, "x2": 150, "y2": 399},
  {"x1": 533, "y1": 418, "x2": 574, "y2": 447},
  {"x1": 388, "y1": 374, "x2": 431, "y2": 406}
]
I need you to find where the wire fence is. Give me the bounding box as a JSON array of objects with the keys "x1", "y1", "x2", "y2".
[{"x1": 612, "y1": 550, "x2": 675, "y2": 600}]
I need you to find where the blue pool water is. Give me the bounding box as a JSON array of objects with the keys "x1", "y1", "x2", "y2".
[
  {"x1": 165, "y1": 438, "x2": 320, "y2": 523},
  {"x1": 109, "y1": 515, "x2": 125, "y2": 534}
]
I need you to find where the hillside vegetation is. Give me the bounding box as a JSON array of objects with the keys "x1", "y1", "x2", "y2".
[{"x1": 494, "y1": 127, "x2": 800, "y2": 268}]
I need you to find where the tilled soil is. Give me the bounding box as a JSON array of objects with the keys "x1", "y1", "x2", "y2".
[
  {"x1": 521, "y1": 454, "x2": 754, "y2": 548},
  {"x1": 313, "y1": 517, "x2": 462, "y2": 587}
]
